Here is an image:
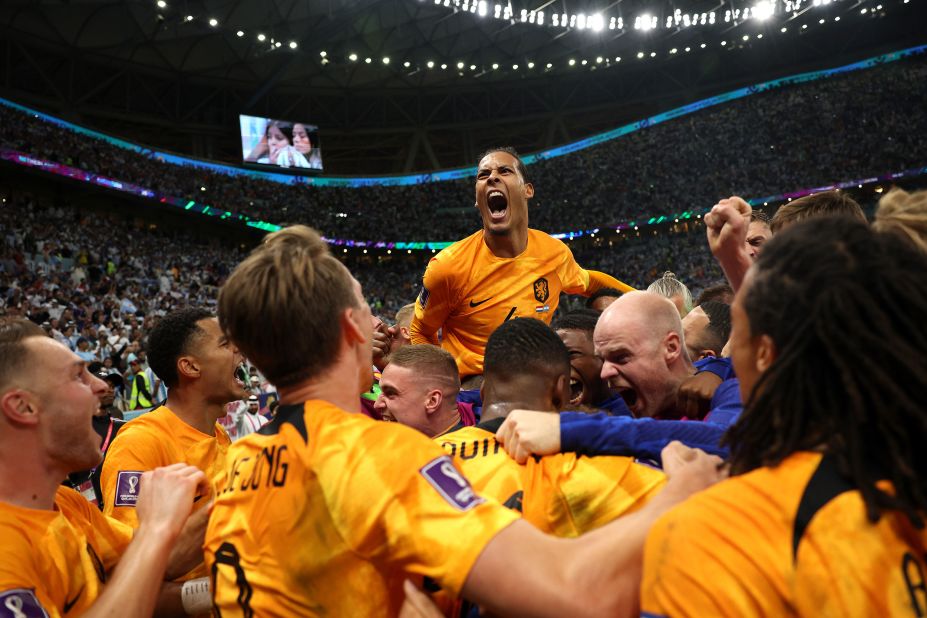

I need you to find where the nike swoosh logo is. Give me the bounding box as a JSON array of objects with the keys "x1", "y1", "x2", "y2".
[
  {"x1": 64, "y1": 587, "x2": 83, "y2": 613},
  {"x1": 469, "y1": 297, "x2": 492, "y2": 307}
]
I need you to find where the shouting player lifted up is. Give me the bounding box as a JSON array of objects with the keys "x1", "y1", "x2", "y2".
[{"x1": 410, "y1": 147, "x2": 634, "y2": 382}]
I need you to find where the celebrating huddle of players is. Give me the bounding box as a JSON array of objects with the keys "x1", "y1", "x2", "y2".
[{"x1": 1, "y1": 147, "x2": 926, "y2": 618}]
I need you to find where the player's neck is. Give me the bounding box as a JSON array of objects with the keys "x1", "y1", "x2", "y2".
[
  {"x1": 0, "y1": 446, "x2": 62, "y2": 510},
  {"x1": 165, "y1": 388, "x2": 223, "y2": 436},
  {"x1": 483, "y1": 228, "x2": 528, "y2": 258}
]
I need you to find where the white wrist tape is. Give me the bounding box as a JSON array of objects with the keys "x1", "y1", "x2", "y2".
[{"x1": 181, "y1": 577, "x2": 211, "y2": 615}]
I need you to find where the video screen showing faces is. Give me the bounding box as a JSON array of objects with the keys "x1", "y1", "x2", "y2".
[{"x1": 240, "y1": 114, "x2": 323, "y2": 171}]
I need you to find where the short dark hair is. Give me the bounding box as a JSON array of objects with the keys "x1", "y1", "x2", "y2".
[
  {"x1": 699, "y1": 301, "x2": 731, "y2": 353},
  {"x1": 484, "y1": 319, "x2": 569, "y2": 381},
  {"x1": 551, "y1": 309, "x2": 600, "y2": 337},
  {"x1": 0, "y1": 318, "x2": 46, "y2": 392},
  {"x1": 477, "y1": 146, "x2": 529, "y2": 183},
  {"x1": 696, "y1": 282, "x2": 734, "y2": 306},
  {"x1": 585, "y1": 287, "x2": 624, "y2": 309},
  {"x1": 770, "y1": 191, "x2": 866, "y2": 233},
  {"x1": 147, "y1": 308, "x2": 213, "y2": 389},
  {"x1": 726, "y1": 216, "x2": 927, "y2": 526}
]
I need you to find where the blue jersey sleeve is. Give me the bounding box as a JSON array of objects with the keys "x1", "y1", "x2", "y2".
[
  {"x1": 705, "y1": 378, "x2": 743, "y2": 427},
  {"x1": 693, "y1": 356, "x2": 736, "y2": 382},
  {"x1": 560, "y1": 413, "x2": 729, "y2": 462}
]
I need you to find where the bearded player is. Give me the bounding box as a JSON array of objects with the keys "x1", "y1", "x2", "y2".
[{"x1": 410, "y1": 147, "x2": 634, "y2": 382}]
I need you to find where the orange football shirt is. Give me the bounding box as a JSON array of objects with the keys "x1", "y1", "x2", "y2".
[
  {"x1": 641, "y1": 451, "x2": 927, "y2": 617},
  {"x1": 0, "y1": 486, "x2": 133, "y2": 617},
  {"x1": 410, "y1": 229, "x2": 633, "y2": 377},
  {"x1": 205, "y1": 400, "x2": 519, "y2": 617}
]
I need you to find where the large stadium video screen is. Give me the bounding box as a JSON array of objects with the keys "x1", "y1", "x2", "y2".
[{"x1": 240, "y1": 114, "x2": 323, "y2": 171}]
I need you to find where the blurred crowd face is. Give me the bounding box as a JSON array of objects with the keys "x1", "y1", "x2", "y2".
[{"x1": 475, "y1": 151, "x2": 533, "y2": 236}]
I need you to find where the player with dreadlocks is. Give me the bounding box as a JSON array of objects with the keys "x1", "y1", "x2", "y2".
[{"x1": 640, "y1": 216, "x2": 927, "y2": 617}]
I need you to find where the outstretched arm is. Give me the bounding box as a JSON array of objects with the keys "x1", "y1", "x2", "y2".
[{"x1": 586, "y1": 269, "x2": 636, "y2": 294}]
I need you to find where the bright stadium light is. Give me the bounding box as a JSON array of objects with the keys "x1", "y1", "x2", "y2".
[
  {"x1": 185, "y1": 15, "x2": 194, "y2": 22},
  {"x1": 404, "y1": 61, "x2": 411, "y2": 67},
  {"x1": 365, "y1": 57, "x2": 372, "y2": 63},
  {"x1": 156, "y1": 0, "x2": 167, "y2": 8},
  {"x1": 492, "y1": 62, "x2": 499, "y2": 69},
  {"x1": 257, "y1": 33, "x2": 266, "y2": 41},
  {"x1": 637, "y1": 51, "x2": 645, "y2": 58},
  {"x1": 289, "y1": 41, "x2": 298, "y2": 49},
  {"x1": 440, "y1": 63, "x2": 447, "y2": 69},
  {"x1": 349, "y1": 53, "x2": 358, "y2": 61},
  {"x1": 512, "y1": 63, "x2": 519, "y2": 69},
  {"x1": 527, "y1": 61, "x2": 535, "y2": 68},
  {"x1": 208, "y1": 17, "x2": 219, "y2": 27},
  {"x1": 568, "y1": 58, "x2": 576, "y2": 66},
  {"x1": 236, "y1": 30, "x2": 244, "y2": 37},
  {"x1": 670, "y1": 47, "x2": 678, "y2": 53},
  {"x1": 382, "y1": 56, "x2": 390, "y2": 64},
  {"x1": 596, "y1": 56, "x2": 603, "y2": 63},
  {"x1": 457, "y1": 61, "x2": 465, "y2": 69},
  {"x1": 546, "y1": 62, "x2": 553, "y2": 68},
  {"x1": 470, "y1": 64, "x2": 476, "y2": 70},
  {"x1": 320, "y1": 51, "x2": 327, "y2": 57},
  {"x1": 752, "y1": 1, "x2": 774, "y2": 20}
]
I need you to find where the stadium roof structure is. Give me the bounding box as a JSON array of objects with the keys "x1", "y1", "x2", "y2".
[{"x1": 0, "y1": 0, "x2": 924, "y2": 173}]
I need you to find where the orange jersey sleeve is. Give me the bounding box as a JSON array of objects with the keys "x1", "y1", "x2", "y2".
[
  {"x1": 0, "y1": 487, "x2": 134, "y2": 617},
  {"x1": 206, "y1": 401, "x2": 519, "y2": 616},
  {"x1": 641, "y1": 451, "x2": 927, "y2": 618}
]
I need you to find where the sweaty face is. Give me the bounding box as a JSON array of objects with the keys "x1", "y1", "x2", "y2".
[
  {"x1": 746, "y1": 221, "x2": 772, "y2": 260},
  {"x1": 594, "y1": 313, "x2": 676, "y2": 418},
  {"x1": 190, "y1": 318, "x2": 247, "y2": 405},
  {"x1": 681, "y1": 306, "x2": 711, "y2": 361},
  {"x1": 292, "y1": 124, "x2": 312, "y2": 155},
  {"x1": 374, "y1": 364, "x2": 431, "y2": 435},
  {"x1": 266, "y1": 126, "x2": 289, "y2": 155},
  {"x1": 30, "y1": 337, "x2": 109, "y2": 472},
  {"x1": 557, "y1": 328, "x2": 610, "y2": 407},
  {"x1": 475, "y1": 151, "x2": 533, "y2": 236}
]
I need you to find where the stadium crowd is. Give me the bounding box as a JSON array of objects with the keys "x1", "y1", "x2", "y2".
[{"x1": 0, "y1": 56, "x2": 925, "y2": 242}]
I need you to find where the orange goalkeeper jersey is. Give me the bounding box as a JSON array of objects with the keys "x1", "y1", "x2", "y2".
[
  {"x1": 410, "y1": 229, "x2": 633, "y2": 377},
  {"x1": 204, "y1": 400, "x2": 519, "y2": 617},
  {"x1": 0, "y1": 486, "x2": 133, "y2": 617},
  {"x1": 641, "y1": 451, "x2": 927, "y2": 617},
  {"x1": 437, "y1": 419, "x2": 665, "y2": 536}
]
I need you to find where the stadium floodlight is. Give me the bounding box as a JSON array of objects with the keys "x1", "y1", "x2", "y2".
[
  {"x1": 685, "y1": 46, "x2": 691, "y2": 51},
  {"x1": 700, "y1": 42, "x2": 706, "y2": 48},
  {"x1": 470, "y1": 64, "x2": 476, "y2": 70},
  {"x1": 527, "y1": 61, "x2": 534, "y2": 68},
  {"x1": 590, "y1": 13, "x2": 604, "y2": 31},
  {"x1": 819, "y1": 18, "x2": 825, "y2": 23},
  {"x1": 743, "y1": 34, "x2": 750, "y2": 40},
  {"x1": 156, "y1": 0, "x2": 167, "y2": 8},
  {"x1": 236, "y1": 30, "x2": 244, "y2": 37},
  {"x1": 756, "y1": 33, "x2": 763, "y2": 38},
  {"x1": 650, "y1": 51, "x2": 656, "y2": 57},
  {"x1": 615, "y1": 56, "x2": 621, "y2": 61},
  {"x1": 209, "y1": 18, "x2": 218, "y2": 27},
  {"x1": 492, "y1": 62, "x2": 499, "y2": 69},
  {"x1": 670, "y1": 47, "x2": 678, "y2": 53},
  {"x1": 365, "y1": 57, "x2": 372, "y2": 63},
  {"x1": 185, "y1": 15, "x2": 194, "y2": 22},
  {"x1": 404, "y1": 61, "x2": 411, "y2": 67},
  {"x1": 581, "y1": 59, "x2": 588, "y2": 65},
  {"x1": 383, "y1": 56, "x2": 390, "y2": 64},
  {"x1": 752, "y1": 0, "x2": 774, "y2": 20},
  {"x1": 349, "y1": 53, "x2": 358, "y2": 61},
  {"x1": 457, "y1": 61, "x2": 465, "y2": 69},
  {"x1": 478, "y1": 0, "x2": 487, "y2": 16},
  {"x1": 596, "y1": 56, "x2": 603, "y2": 63},
  {"x1": 781, "y1": 26, "x2": 787, "y2": 32},
  {"x1": 257, "y1": 33, "x2": 266, "y2": 41},
  {"x1": 441, "y1": 63, "x2": 447, "y2": 69},
  {"x1": 512, "y1": 64, "x2": 519, "y2": 69},
  {"x1": 721, "y1": 40, "x2": 727, "y2": 45},
  {"x1": 275, "y1": 41, "x2": 282, "y2": 48},
  {"x1": 834, "y1": 15, "x2": 840, "y2": 20},
  {"x1": 568, "y1": 58, "x2": 576, "y2": 66},
  {"x1": 289, "y1": 41, "x2": 298, "y2": 49},
  {"x1": 546, "y1": 62, "x2": 553, "y2": 68},
  {"x1": 802, "y1": 23, "x2": 807, "y2": 28},
  {"x1": 637, "y1": 51, "x2": 645, "y2": 58}
]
